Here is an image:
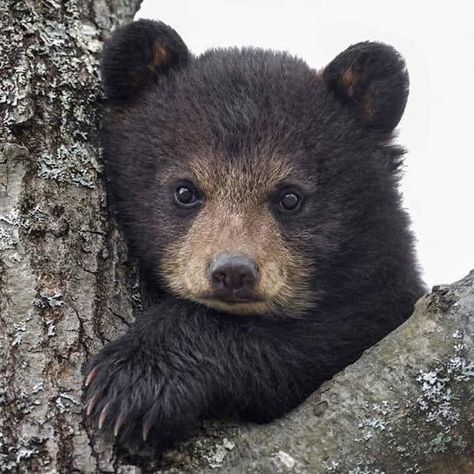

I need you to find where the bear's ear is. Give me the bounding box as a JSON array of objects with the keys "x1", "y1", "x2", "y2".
[
  {"x1": 323, "y1": 42, "x2": 409, "y2": 132},
  {"x1": 101, "y1": 19, "x2": 190, "y2": 105}
]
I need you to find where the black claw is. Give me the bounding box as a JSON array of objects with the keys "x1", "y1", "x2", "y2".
[
  {"x1": 98, "y1": 402, "x2": 111, "y2": 429},
  {"x1": 114, "y1": 414, "x2": 126, "y2": 437},
  {"x1": 86, "y1": 392, "x2": 101, "y2": 416},
  {"x1": 85, "y1": 366, "x2": 99, "y2": 387},
  {"x1": 142, "y1": 418, "x2": 153, "y2": 442}
]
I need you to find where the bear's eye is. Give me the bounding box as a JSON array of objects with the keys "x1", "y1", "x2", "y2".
[
  {"x1": 175, "y1": 183, "x2": 200, "y2": 207},
  {"x1": 279, "y1": 191, "x2": 301, "y2": 212}
]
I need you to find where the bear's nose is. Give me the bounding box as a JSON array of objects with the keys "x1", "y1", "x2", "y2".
[{"x1": 209, "y1": 254, "x2": 259, "y2": 293}]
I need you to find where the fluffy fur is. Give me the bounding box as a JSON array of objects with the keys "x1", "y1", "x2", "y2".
[{"x1": 84, "y1": 19, "x2": 425, "y2": 450}]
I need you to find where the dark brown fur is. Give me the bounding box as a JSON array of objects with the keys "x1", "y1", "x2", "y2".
[{"x1": 84, "y1": 19, "x2": 426, "y2": 452}]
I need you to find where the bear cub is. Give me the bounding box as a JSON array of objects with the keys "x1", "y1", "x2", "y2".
[{"x1": 84, "y1": 19, "x2": 425, "y2": 449}]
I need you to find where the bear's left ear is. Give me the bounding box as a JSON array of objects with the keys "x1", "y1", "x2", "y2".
[
  {"x1": 101, "y1": 19, "x2": 190, "y2": 105},
  {"x1": 323, "y1": 42, "x2": 409, "y2": 132}
]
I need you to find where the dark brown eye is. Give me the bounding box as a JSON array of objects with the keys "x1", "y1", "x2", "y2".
[
  {"x1": 175, "y1": 184, "x2": 198, "y2": 207},
  {"x1": 279, "y1": 192, "x2": 301, "y2": 212}
]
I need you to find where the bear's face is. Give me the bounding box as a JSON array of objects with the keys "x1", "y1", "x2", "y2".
[
  {"x1": 159, "y1": 151, "x2": 314, "y2": 317},
  {"x1": 101, "y1": 20, "x2": 409, "y2": 317}
]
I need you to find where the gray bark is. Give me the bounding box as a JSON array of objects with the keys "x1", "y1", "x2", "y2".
[
  {"x1": 162, "y1": 272, "x2": 473, "y2": 474},
  {"x1": 1, "y1": 2, "x2": 473, "y2": 473},
  {"x1": 0, "y1": 1, "x2": 141, "y2": 472}
]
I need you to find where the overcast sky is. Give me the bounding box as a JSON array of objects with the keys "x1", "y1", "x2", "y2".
[{"x1": 136, "y1": 0, "x2": 474, "y2": 288}]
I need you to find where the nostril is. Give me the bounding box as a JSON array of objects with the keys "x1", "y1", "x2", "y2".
[
  {"x1": 209, "y1": 254, "x2": 259, "y2": 293},
  {"x1": 241, "y1": 270, "x2": 256, "y2": 284},
  {"x1": 212, "y1": 271, "x2": 226, "y2": 285},
  {"x1": 239, "y1": 271, "x2": 254, "y2": 287}
]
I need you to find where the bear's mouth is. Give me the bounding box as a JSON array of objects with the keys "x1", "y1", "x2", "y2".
[
  {"x1": 198, "y1": 290, "x2": 264, "y2": 305},
  {"x1": 192, "y1": 289, "x2": 272, "y2": 315}
]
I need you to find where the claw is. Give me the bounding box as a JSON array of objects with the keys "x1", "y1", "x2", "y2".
[
  {"x1": 114, "y1": 414, "x2": 126, "y2": 438},
  {"x1": 85, "y1": 366, "x2": 99, "y2": 387},
  {"x1": 86, "y1": 392, "x2": 101, "y2": 416},
  {"x1": 142, "y1": 418, "x2": 153, "y2": 442},
  {"x1": 98, "y1": 402, "x2": 110, "y2": 429}
]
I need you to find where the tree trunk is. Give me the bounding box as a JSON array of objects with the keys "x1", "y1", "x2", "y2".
[
  {"x1": 1, "y1": 2, "x2": 473, "y2": 473},
  {"x1": 0, "y1": 1, "x2": 141, "y2": 472}
]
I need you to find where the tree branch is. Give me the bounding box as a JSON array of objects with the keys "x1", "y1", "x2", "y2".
[{"x1": 156, "y1": 272, "x2": 474, "y2": 473}]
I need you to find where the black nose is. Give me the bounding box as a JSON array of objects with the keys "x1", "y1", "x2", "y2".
[{"x1": 209, "y1": 254, "x2": 259, "y2": 292}]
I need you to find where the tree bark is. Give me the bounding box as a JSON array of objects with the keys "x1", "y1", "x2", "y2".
[
  {"x1": 0, "y1": 1, "x2": 141, "y2": 472},
  {"x1": 159, "y1": 271, "x2": 473, "y2": 474},
  {"x1": 1, "y1": 2, "x2": 473, "y2": 473}
]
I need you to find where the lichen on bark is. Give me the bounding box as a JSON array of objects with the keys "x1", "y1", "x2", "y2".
[{"x1": 0, "y1": 0, "x2": 142, "y2": 472}]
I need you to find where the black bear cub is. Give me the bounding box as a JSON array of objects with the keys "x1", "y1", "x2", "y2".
[{"x1": 84, "y1": 19, "x2": 425, "y2": 449}]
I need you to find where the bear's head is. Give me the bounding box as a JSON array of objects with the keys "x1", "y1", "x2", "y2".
[{"x1": 101, "y1": 20, "x2": 411, "y2": 317}]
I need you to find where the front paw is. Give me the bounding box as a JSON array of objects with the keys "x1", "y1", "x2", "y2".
[{"x1": 83, "y1": 341, "x2": 200, "y2": 449}]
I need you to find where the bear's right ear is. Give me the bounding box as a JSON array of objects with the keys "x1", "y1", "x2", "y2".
[
  {"x1": 323, "y1": 42, "x2": 409, "y2": 132},
  {"x1": 101, "y1": 19, "x2": 190, "y2": 105}
]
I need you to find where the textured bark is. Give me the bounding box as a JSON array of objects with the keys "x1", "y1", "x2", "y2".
[
  {"x1": 0, "y1": 1, "x2": 141, "y2": 472},
  {"x1": 161, "y1": 272, "x2": 473, "y2": 474},
  {"x1": 1, "y1": 2, "x2": 473, "y2": 474}
]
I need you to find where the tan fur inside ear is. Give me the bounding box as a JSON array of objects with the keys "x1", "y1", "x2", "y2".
[
  {"x1": 129, "y1": 44, "x2": 170, "y2": 93},
  {"x1": 149, "y1": 44, "x2": 169, "y2": 70},
  {"x1": 342, "y1": 68, "x2": 376, "y2": 121},
  {"x1": 341, "y1": 68, "x2": 359, "y2": 98}
]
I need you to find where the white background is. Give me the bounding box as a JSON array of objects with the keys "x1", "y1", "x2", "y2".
[{"x1": 137, "y1": 0, "x2": 474, "y2": 288}]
